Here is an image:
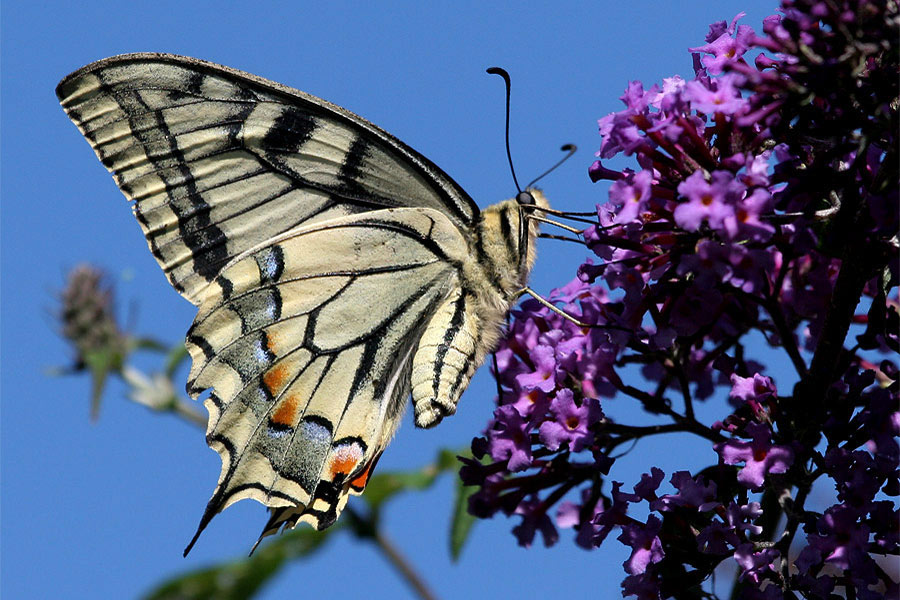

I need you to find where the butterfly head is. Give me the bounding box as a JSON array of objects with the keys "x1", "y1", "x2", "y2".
[
  {"x1": 474, "y1": 189, "x2": 548, "y2": 300},
  {"x1": 517, "y1": 187, "x2": 548, "y2": 277}
]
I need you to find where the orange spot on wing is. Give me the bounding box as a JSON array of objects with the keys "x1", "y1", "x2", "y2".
[
  {"x1": 328, "y1": 443, "x2": 364, "y2": 481},
  {"x1": 271, "y1": 394, "x2": 300, "y2": 427},
  {"x1": 349, "y1": 464, "x2": 372, "y2": 490},
  {"x1": 350, "y1": 452, "x2": 383, "y2": 491},
  {"x1": 263, "y1": 364, "x2": 290, "y2": 395},
  {"x1": 330, "y1": 453, "x2": 358, "y2": 479},
  {"x1": 266, "y1": 330, "x2": 280, "y2": 353}
]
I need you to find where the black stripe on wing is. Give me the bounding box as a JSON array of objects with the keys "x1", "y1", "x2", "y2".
[{"x1": 100, "y1": 71, "x2": 243, "y2": 292}]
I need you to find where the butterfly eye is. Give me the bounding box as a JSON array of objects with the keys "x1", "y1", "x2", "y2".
[{"x1": 516, "y1": 191, "x2": 536, "y2": 206}]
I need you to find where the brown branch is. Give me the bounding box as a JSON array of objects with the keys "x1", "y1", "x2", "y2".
[
  {"x1": 374, "y1": 528, "x2": 440, "y2": 600},
  {"x1": 763, "y1": 294, "x2": 809, "y2": 378}
]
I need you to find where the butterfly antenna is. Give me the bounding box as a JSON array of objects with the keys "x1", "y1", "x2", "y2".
[
  {"x1": 526, "y1": 144, "x2": 577, "y2": 189},
  {"x1": 487, "y1": 67, "x2": 522, "y2": 193}
]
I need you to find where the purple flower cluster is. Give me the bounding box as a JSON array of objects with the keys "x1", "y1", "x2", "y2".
[{"x1": 465, "y1": 2, "x2": 898, "y2": 598}]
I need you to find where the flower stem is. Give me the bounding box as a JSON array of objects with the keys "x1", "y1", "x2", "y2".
[
  {"x1": 763, "y1": 293, "x2": 809, "y2": 378},
  {"x1": 172, "y1": 397, "x2": 208, "y2": 428},
  {"x1": 373, "y1": 527, "x2": 440, "y2": 600}
]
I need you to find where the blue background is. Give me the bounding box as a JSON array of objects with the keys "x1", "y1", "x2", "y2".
[{"x1": 2, "y1": 2, "x2": 779, "y2": 598}]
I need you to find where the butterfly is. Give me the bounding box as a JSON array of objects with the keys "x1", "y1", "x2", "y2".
[{"x1": 57, "y1": 53, "x2": 548, "y2": 554}]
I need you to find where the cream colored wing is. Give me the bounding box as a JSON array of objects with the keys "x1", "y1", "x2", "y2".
[
  {"x1": 182, "y1": 206, "x2": 469, "y2": 553},
  {"x1": 56, "y1": 53, "x2": 479, "y2": 305},
  {"x1": 57, "y1": 53, "x2": 548, "y2": 554}
]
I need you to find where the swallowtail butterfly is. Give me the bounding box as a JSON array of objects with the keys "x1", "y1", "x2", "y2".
[{"x1": 57, "y1": 54, "x2": 547, "y2": 553}]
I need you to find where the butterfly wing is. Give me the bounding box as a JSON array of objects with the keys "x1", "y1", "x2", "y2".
[
  {"x1": 56, "y1": 54, "x2": 482, "y2": 550},
  {"x1": 182, "y1": 207, "x2": 468, "y2": 552},
  {"x1": 56, "y1": 53, "x2": 478, "y2": 305}
]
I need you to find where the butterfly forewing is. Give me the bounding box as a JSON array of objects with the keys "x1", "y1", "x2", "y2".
[
  {"x1": 56, "y1": 53, "x2": 478, "y2": 304},
  {"x1": 57, "y1": 53, "x2": 544, "y2": 553}
]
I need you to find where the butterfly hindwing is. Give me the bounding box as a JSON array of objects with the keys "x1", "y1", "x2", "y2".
[{"x1": 183, "y1": 207, "x2": 469, "y2": 550}]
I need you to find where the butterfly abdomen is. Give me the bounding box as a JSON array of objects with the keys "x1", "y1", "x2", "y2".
[{"x1": 409, "y1": 190, "x2": 547, "y2": 428}]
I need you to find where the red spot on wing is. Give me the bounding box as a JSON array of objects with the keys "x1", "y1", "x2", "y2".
[
  {"x1": 349, "y1": 452, "x2": 383, "y2": 492},
  {"x1": 330, "y1": 453, "x2": 358, "y2": 479},
  {"x1": 328, "y1": 442, "x2": 364, "y2": 481}
]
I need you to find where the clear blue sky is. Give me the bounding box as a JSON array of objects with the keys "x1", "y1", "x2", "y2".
[{"x1": 2, "y1": 2, "x2": 780, "y2": 598}]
